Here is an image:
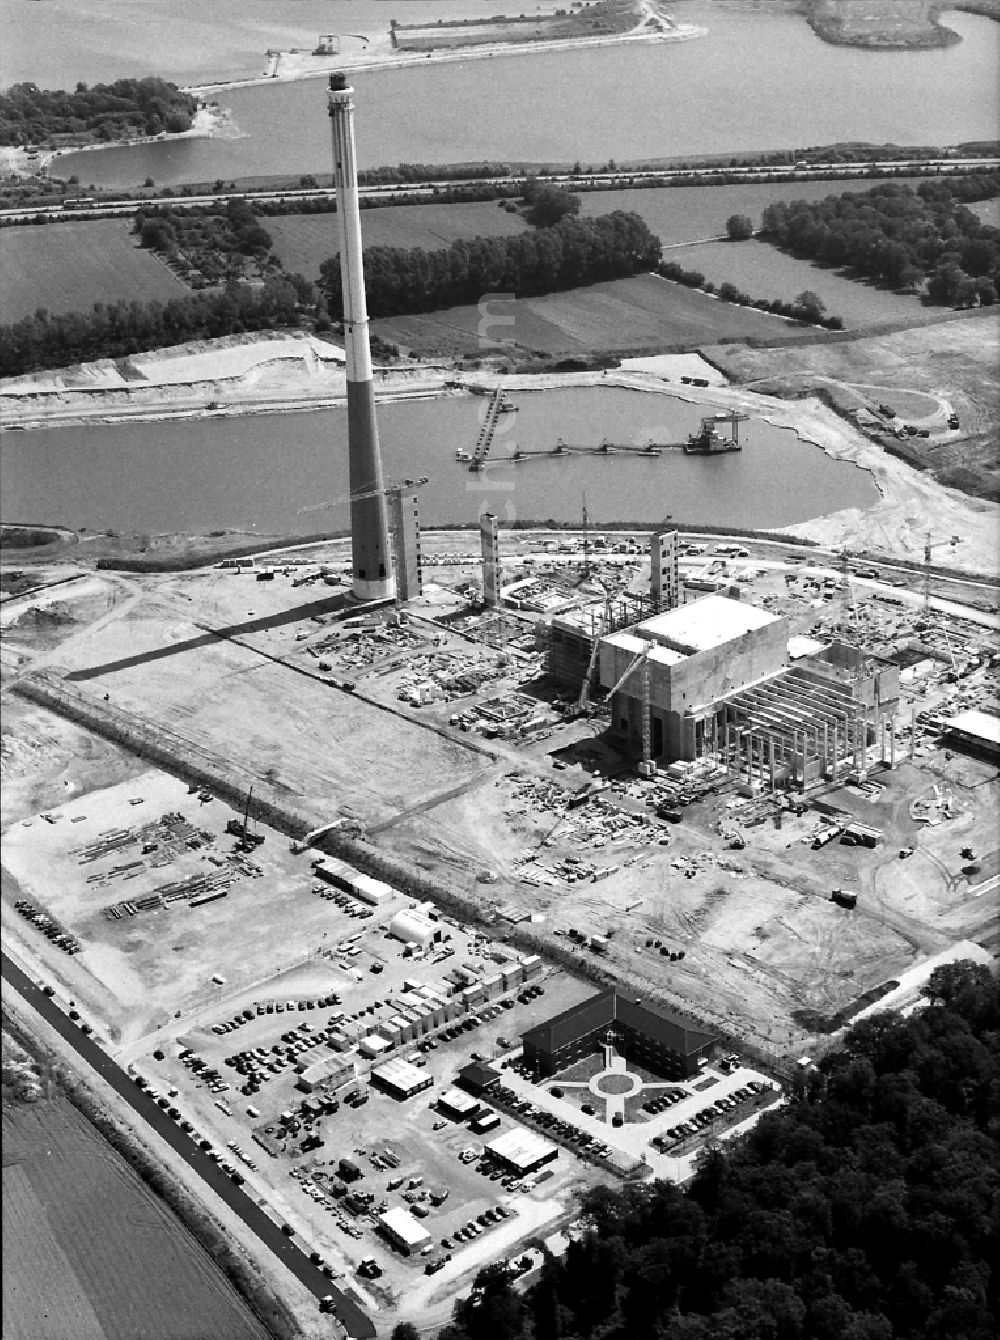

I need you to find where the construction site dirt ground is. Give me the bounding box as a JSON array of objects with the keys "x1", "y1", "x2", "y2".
[{"x1": 3, "y1": 534, "x2": 998, "y2": 1068}]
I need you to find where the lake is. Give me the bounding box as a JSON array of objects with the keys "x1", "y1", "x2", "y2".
[
  {"x1": 0, "y1": 387, "x2": 878, "y2": 535},
  {"x1": 49, "y1": 8, "x2": 1000, "y2": 189}
]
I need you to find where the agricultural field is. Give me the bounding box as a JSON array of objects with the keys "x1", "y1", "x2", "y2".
[
  {"x1": 372, "y1": 271, "x2": 820, "y2": 358},
  {"x1": 0, "y1": 220, "x2": 189, "y2": 323},
  {"x1": 576, "y1": 177, "x2": 929, "y2": 246},
  {"x1": 268, "y1": 180, "x2": 930, "y2": 281},
  {"x1": 2, "y1": 1086, "x2": 270, "y2": 1340},
  {"x1": 674, "y1": 238, "x2": 943, "y2": 328},
  {"x1": 266, "y1": 200, "x2": 528, "y2": 280}
]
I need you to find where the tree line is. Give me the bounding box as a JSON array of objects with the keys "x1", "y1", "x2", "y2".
[
  {"x1": 319, "y1": 211, "x2": 662, "y2": 319},
  {"x1": 0, "y1": 78, "x2": 197, "y2": 146},
  {"x1": 0, "y1": 209, "x2": 659, "y2": 374},
  {"x1": 0, "y1": 279, "x2": 307, "y2": 377},
  {"x1": 401, "y1": 961, "x2": 997, "y2": 1340},
  {"x1": 658, "y1": 260, "x2": 844, "y2": 329},
  {"x1": 760, "y1": 176, "x2": 1000, "y2": 307}
]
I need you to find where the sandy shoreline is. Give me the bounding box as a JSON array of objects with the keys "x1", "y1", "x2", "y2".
[
  {"x1": 187, "y1": 22, "x2": 706, "y2": 96},
  {"x1": 3, "y1": 333, "x2": 996, "y2": 578}
]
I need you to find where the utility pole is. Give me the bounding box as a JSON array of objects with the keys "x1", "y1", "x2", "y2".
[{"x1": 582, "y1": 491, "x2": 591, "y2": 581}]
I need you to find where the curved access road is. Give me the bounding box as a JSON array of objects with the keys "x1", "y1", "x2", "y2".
[{"x1": 0, "y1": 951, "x2": 375, "y2": 1340}]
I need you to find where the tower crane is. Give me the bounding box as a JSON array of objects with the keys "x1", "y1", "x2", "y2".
[{"x1": 923, "y1": 530, "x2": 960, "y2": 612}]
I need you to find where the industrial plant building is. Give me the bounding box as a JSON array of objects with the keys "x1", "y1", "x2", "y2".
[
  {"x1": 521, "y1": 989, "x2": 716, "y2": 1080},
  {"x1": 600, "y1": 595, "x2": 789, "y2": 761},
  {"x1": 546, "y1": 530, "x2": 903, "y2": 786}
]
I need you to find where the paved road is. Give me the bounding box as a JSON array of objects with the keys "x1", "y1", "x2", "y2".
[
  {"x1": 1, "y1": 951, "x2": 375, "y2": 1340},
  {"x1": 3, "y1": 157, "x2": 997, "y2": 223}
]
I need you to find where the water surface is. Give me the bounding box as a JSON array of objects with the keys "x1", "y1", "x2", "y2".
[
  {"x1": 51, "y1": 9, "x2": 1000, "y2": 188},
  {"x1": 0, "y1": 387, "x2": 879, "y2": 534}
]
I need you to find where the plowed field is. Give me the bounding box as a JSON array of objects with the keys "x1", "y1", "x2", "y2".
[{"x1": 2, "y1": 1090, "x2": 270, "y2": 1340}]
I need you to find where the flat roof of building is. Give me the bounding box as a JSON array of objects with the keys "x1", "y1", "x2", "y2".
[
  {"x1": 945, "y1": 709, "x2": 1000, "y2": 747},
  {"x1": 379, "y1": 1206, "x2": 430, "y2": 1247},
  {"x1": 486, "y1": 1128, "x2": 557, "y2": 1171},
  {"x1": 372, "y1": 1057, "x2": 429, "y2": 1092},
  {"x1": 438, "y1": 1086, "x2": 479, "y2": 1114},
  {"x1": 603, "y1": 630, "x2": 685, "y2": 667},
  {"x1": 638, "y1": 595, "x2": 780, "y2": 655}
]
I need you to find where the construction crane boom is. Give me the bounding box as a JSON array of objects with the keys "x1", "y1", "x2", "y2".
[
  {"x1": 296, "y1": 476, "x2": 428, "y2": 516},
  {"x1": 605, "y1": 643, "x2": 654, "y2": 769},
  {"x1": 577, "y1": 613, "x2": 604, "y2": 710}
]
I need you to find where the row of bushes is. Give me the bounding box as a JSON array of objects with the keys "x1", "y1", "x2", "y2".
[{"x1": 657, "y1": 260, "x2": 845, "y2": 329}]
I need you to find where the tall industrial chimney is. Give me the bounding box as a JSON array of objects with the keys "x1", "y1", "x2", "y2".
[{"x1": 327, "y1": 74, "x2": 395, "y2": 602}]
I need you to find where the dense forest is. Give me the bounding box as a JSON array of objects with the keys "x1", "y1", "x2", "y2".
[
  {"x1": 760, "y1": 177, "x2": 1000, "y2": 306},
  {"x1": 319, "y1": 211, "x2": 662, "y2": 319},
  {"x1": 0, "y1": 78, "x2": 197, "y2": 146},
  {"x1": 0, "y1": 278, "x2": 309, "y2": 377},
  {"x1": 409, "y1": 961, "x2": 998, "y2": 1340}
]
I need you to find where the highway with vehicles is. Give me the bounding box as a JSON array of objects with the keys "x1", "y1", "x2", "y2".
[
  {"x1": 1, "y1": 156, "x2": 997, "y2": 223},
  {"x1": 0, "y1": 950, "x2": 376, "y2": 1339}
]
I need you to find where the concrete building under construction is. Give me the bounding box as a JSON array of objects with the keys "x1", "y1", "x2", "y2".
[
  {"x1": 600, "y1": 595, "x2": 789, "y2": 761},
  {"x1": 650, "y1": 529, "x2": 681, "y2": 612},
  {"x1": 388, "y1": 488, "x2": 422, "y2": 603},
  {"x1": 481, "y1": 512, "x2": 501, "y2": 606},
  {"x1": 598, "y1": 596, "x2": 901, "y2": 786}
]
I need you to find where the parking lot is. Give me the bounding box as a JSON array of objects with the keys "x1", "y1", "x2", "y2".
[
  {"x1": 130, "y1": 935, "x2": 600, "y2": 1309},
  {"x1": 489, "y1": 1051, "x2": 782, "y2": 1179}
]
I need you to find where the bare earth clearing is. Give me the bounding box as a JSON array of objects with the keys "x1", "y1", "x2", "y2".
[{"x1": 2, "y1": 533, "x2": 996, "y2": 1075}]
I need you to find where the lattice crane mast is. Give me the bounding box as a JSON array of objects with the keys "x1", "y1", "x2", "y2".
[
  {"x1": 606, "y1": 642, "x2": 655, "y2": 775},
  {"x1": 923, "y1": 530, "x2": 960, "y2": 612}
]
